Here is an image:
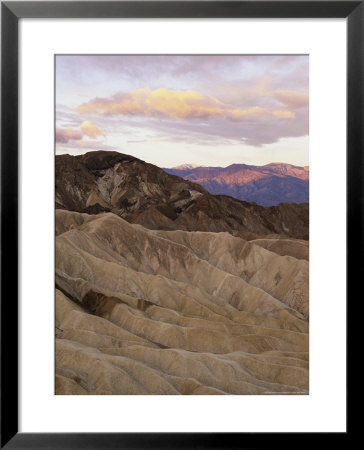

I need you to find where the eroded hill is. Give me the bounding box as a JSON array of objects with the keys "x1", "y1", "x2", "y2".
[{"x1": 56, "y1": 211, "x2": 308, "y2": 395}]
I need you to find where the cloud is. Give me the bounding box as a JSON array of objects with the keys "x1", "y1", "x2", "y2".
[
  {"x1": 229, "y1": 106, "x2": 268, "y2": 120},
  {"x1": 141, "y1": 111, "x2": 307, "y2": 147},
  {"x1": 273, "y1": 110, "x2": 295, "y2": 119},
  {"x1": 56, "y1": 121, "x2": 104, "y2": 143},
  {"x1": 56, "y1": 55, "x2": 308, "y2": 149},
  {"x1": 55, "y1": 127, "x2": 83, "y2": 143},
  {"x1": 75, "y1": 88, "x2": 296, "y2": 123},
  {"x1": 75, "y1": 89, "x2": 150, "y2": 116},
  {"x1": 80, "y1": 120, "x2": 103, "y2": 138},
  {"x1": 56, "y1": 55, "x2": 308, "y2": 95},
  {"x1": 145, "y1": 88, "x2": 224, "y2": 120},
  {"x1": 272, "y1": 90, "x2": 309, "y2": 109}
]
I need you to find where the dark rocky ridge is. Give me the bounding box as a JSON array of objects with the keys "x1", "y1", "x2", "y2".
[{"x1": 56, "y1": 151, "x2": 309, "y2": 240}]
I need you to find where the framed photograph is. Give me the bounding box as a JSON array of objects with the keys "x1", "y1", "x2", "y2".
[{"x1": 1, "y1": 1, "x2": 356, "y2": 447}]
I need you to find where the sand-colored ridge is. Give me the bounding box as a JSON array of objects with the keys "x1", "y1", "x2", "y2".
[{"x1": 56, "y1": 211, "x2": 309, "y2": 395}]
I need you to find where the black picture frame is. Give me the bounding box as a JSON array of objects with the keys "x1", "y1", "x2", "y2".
[{"x1": 1, "y1": 1, "x2": 357, "y2": 448}]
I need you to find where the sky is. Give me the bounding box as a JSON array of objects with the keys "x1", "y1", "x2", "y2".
[{"x1": 55, "y1": 55, "x2": 309, "y2": 168}]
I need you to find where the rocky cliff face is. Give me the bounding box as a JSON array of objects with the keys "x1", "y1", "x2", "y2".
[
  {"x1": 55, "y1": 151, "x2": 309, "y2": 395},
  {"x1": 164, "y1": 162, "x2": 309, "y2": 206}
]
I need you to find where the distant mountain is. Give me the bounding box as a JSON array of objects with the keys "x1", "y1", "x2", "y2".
[
  {"x1": 56, "y1": 151, "x2": 309, "y2": 240},
  {"x1": 172, "y1": 163, "x2": 202, "y2": 170},
  {"x1": 164, "y1": 162, "x2": 309, "y2": 206}
]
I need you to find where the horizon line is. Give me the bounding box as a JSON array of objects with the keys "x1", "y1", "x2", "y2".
[{"x1": 55, "y1": 148, "x2": 310, "y2": 169}]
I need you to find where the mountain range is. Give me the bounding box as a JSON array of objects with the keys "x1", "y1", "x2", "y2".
[
  {"x1": 164, "y1": 162, "x2": 309, "y2": 206},
  {"x1": 55, "y1": 151, "x2": 309, "y2": 395},
  {"x1": 56, "y1": 151, "x2": 309, "y2": 241}
]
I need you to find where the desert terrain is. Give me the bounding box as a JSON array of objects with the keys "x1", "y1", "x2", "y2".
[{"x1": 55, "y1": 151, "x2": 309, "y2": 395}]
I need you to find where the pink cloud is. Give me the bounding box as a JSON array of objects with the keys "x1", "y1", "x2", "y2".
[
  {"x1": 273, "y1": 109, "x2": 295, "y2": 119},
  {"x1": 56, "y1": 121, "x2": 104, "y2": 143},
  {"x1": 80, "y1": 120, "x2": 103, "y2": 138},
  {"x1": 75, "y1": 88, "x2": 295, "y2": 122},
  {"x1": 55, "y1": 127, "x2": 83, "y2": 143},
  {"x1": 272, "y1": 90, "x2": 309, "y2": 109}
]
